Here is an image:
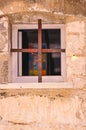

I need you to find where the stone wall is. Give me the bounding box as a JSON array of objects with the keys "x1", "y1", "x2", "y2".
[
  {"x1": 66, "y1": 16, "x2": 86, "y2": 88},
  {"x1": 0, "y1": 0, "x2": 86, "y2": 130},
  {"x1": 0, "y1": 0, "x2": 86, "y2": 87},
  {"x1": 0, "y1": 17, "x2": 8, "y2": 83},
  {"x1": 0, "y1": 88, "x2": 86, "y2": 130},
  {"x1": 0, "y1": 0, "x2": 86, "y2": 16}
]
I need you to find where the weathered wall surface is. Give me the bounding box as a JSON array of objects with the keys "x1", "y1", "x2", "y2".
[
  {"x1": 0, "y1": 0, "x2": 86, "y2": 87},
  {"x1": 0, "y1": 88, "x2": 86, "y2": 130},
  {"x1": 0, "y1": 17, "x2": 8, "y2": 83},
  {"x1": 0, "y1": 1, "x2": 86, "y2": 130},
  {"x1": 66, "y1": 16, "x2": 86, "y2": 88},
  {"x1": 0, "y1": 0, "x2": 86, "y2": 16}
]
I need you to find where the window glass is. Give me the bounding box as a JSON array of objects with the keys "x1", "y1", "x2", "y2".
[
  {"x1": 18, "y1": 29, "x2": 61, "y2": 76},
  {"x1": 42, "y1": 29, "x2": 61, "y2": 49},
  {"x1": 46, "y1": 53, "x2": 61, "y2": 75},
  {"x1": 21, "y1": 30, "x2": 38, "y2": 76}
]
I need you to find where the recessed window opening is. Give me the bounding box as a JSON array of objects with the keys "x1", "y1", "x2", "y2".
[{"x1": 11, "y1": 19, "x2": 66, "y2": 83}]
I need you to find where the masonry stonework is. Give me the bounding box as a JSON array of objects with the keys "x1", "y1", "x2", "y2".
[
  {"x1": 0, "y1": 0, "x2": 86, "y2": 130},
  {"x1": 0, "y1": 17, "x2": 8, "y2": 83}
]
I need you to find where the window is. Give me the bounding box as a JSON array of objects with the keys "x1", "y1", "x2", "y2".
[{"x1": 11, "y1": 20, "x2": 66, "y2": 82}]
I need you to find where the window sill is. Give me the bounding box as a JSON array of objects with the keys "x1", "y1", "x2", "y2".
[{"x1": 0, "y1": 82, "x2": 73, "y2": 89}]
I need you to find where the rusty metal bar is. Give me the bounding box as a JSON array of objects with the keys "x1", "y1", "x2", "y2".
[
  {"x1": 11, "y1": 48, "x2": 65, "y2": 53},
  {"x1": 11, "y1": 49, "x2": 38, "y2": 53},
  {"x1": 42, "y1": 49, "x2": 65, "y2": 53},
  {"x1": 38, "y1": 19, "x2": 42, "y2": 82}
]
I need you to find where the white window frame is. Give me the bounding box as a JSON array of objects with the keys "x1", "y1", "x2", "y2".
[{"x1": 11, "y1": 24, "x2": 66, "y2": 83}]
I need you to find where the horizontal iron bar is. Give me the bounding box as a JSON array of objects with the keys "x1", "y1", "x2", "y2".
[
  {"x1": 11, "y1": 48, "x2": 65, "y2": 53},
  {"x1": 42, "y1": 49, "x2": 65, "y2": 53},
  {"x1": 11, "y1": 49, "x2": 38, "y2": 53}
]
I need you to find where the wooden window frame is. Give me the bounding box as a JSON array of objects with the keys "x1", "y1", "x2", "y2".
[{"x1": 11, "y1": 20, "x2": 66, "y2": 83}]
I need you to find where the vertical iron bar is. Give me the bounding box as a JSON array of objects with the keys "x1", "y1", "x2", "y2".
[{"x1": 38, "y1": 19, "x2": 42, "y2": 82}]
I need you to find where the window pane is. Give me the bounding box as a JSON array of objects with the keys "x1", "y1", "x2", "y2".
[
  {"x1": 19, "y1": 53, "x2": 47, "y2": 76},
  {"x1": 19, "y1": 29, "x2": 38, "y2": 49},
  {"x1": 22, "y1": 52, "x2": 29, "y2": 76},
  {"x1": 21, "y1": 53, "x2": 38, "y2": 76},
  {"x1": 28, "y1": 53, "x2": 38, "y2": 76},
  {"x1": 18, "y1": 52, "x2": 61, "y2": 76},
  {"x1": 46, "y1": 53, "x2": 61, "y2": 75},
  {"x1": 18, "y1": 30, "x2": 38, "y2": 76},
  {"x1": 42, "y1": 29, "x2": 61, "y2": 49}
]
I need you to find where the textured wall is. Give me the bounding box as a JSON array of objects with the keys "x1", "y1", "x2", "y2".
[
  {"x1": 0, "y1": 88, "x2": 86, "y2": 130},
  {"x1": 0, "y1": 1, "x2": 86, "y2": 130},
  {"x1": 66, "y1": 16, "x2": 86, "y2": 88},
  {"x1": 0, "y1": 9, "x2": 86, "y2": 87},
  {"x1": 0, "y1": 17, "x2": 8, "y2": 83},
  {"x1": 0, "y1": 0, "x2": 86, "y2": 16}
]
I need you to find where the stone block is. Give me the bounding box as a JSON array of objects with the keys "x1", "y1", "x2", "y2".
[
  {"x1": 66, "y1": 55, "x2": 86, "y2": 88},
  {"x1": 0, "y1": 32, "x2": 8, "y2": 51},
  {"x1": 64, "y1": 0, "x2": 86, "y2": 16},
  {"x1": 66, "y1": 33, "x2": 85, "y2": 56},
  {"x1": 0, "y1": 17, "x2": 8, "y2": 30},
  {"x1": 0, "y1": 52, "x2": 8, "y2": 83},
  {"x1": 0, "y1": 17, "x2": 8, "y2": 51},
  {"x1": 29, "y1": 12, "x2": 65, "y2": 24},
  {"x1": 0, "y1": 124, "x2": 86, "y2": 130},
  {"x1": 0, "y1": 0, "x2": 64, "y2": 15},
  {"x1": 38, "y1": 0, "x2": 63, "y2": 13},
  {"x1": 73, "y1": 75, "x2": 86, "y2": 88},
  {"x1": 67, "y1": 56, "x2": 86, "y2": 78},
  {"x1": 0, "y1": 0, "x2": 86, "y2": 17},
  {"x1": 0, "y1": 93, "x2": 86, "y2": 129},
  {"x1": 66, "y1": 19, "x2": 86, "y2": 56}
]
